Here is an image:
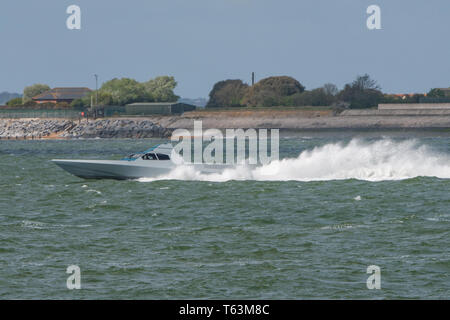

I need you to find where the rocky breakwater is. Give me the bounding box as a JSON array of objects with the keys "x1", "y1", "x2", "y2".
[
  {"x1": 0, "y1": 119, "x2": 74, "y2": 139},
  {"x1": 0, "y1": 119, "x2": 171, "y2": 139}
]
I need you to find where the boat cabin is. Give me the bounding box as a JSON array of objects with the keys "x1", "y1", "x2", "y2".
[
  {"x1": 141, "y1": 152, "x2": 170, "y2": 160},
  {"x1": 122, "y1": 143, "x2": 173, "y2": 161}
]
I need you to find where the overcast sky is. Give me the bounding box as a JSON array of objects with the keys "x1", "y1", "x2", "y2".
[{"x1": 1, "y1": 0, "x2": 449, "y2": 98}]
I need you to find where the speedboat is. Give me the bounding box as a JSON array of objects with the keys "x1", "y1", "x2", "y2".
[
  {"x1": 52, "y1": 143, "x2": 243, "y2": 180},
  {"x1": 52, "y1": 143, "x2": 177, "y2": 180}
]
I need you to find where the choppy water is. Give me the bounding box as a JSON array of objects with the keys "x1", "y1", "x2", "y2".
[{"x1": 1, "y1": 131, "x2": 449, "y2": 299}]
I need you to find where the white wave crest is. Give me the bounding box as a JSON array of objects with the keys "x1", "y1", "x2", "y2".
[{"x1": 139, "y1": 139, "x2": 450, "y2": 182}]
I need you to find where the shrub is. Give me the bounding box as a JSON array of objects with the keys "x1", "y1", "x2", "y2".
[
  {"x1": 143, "y1": 76, "x2": 179, "y2": 102},
  {"x1": 287, "y1": 88, "x2": 336, "y2": 106},
  {"x1": 337, "y1": 74, "x2": 383, "y2": 109},
  {"x1": 23, "y1": 84, "x2": 50, "y2": 102},
  {"x1": 427, "y1": 88, "x2": 445, "y2": 98},
  {"x1": 23, "y1": 100, "x2": 38, "y2": 107},
  {"x1": 71, "y1": 98, "x2": 87, "y2": 109},
  {"x1": 242, "y1": 76, "x2": 305, "y2": 107},
  {"x1": 6, "y1": 97, "x2": 23, "y2": 107},
  {"x1": 206, "y1": 80, "x2": 249, "y2": 108},
  {"x1": 100, "y1": 78, "x2": 149, "y2": 106}
]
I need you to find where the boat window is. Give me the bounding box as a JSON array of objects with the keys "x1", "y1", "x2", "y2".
[
  {"x1": 142, "y1": 153, "x2": 158, "y2": 160},
  {"x1": 156, "y1": 153, "x2": 170, "y2": 160},
  {"x1": 127, "y1": 153, "x2": 141, "y2": 159}
]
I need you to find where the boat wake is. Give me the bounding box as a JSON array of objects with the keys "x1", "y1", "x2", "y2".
[{"x1": 138, "y1": 139, "x2": 450, "y2": 182}]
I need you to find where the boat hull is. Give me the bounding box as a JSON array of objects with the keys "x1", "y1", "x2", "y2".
[
  {"x1": 53, "y1": 159, "x2": 256, "y2": 180},
  {"x1": 52, "y1": 159, "x2": 174, "y2": 180}
]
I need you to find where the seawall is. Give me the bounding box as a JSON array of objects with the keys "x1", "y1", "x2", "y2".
[
  {"x1": 151, "y1": 109, "x2": 450, "y2": 130},
  {"x1": 379, "y1": 103, "x2": 450, "y2": 110},
  {"x1": 0, "y1": 119, "x2": 171, "y2": 139},
  {"x1": 0, "y1": 108, "x2": 449, "y2": 140}
]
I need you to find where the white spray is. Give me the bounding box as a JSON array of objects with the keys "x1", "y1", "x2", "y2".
[{"x1": 139, "y1": 139, "x2": 450, "y2": 182}]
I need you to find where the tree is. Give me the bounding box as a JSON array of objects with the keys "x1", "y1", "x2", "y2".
[
  {"x1": 242, "y1": 76, "x2": 305, "y2": 107},
  {"x1": 99, "y1": 78, "x2": 148, "y2": 105},
  {"x1": 351, "y1": 74, "x2": 380, "y2": 91},
  {"x1": 71, "y1": 76, "x2": 180, "y2": 107},
  {"x1": 322, "y1": 83, "x2": 339, "y2": 96},
  {"x1": 337, "y1": 74, "x2": 382, "y2": 109},
  {"x1": 206, "y1": 79, "x2": 249, "y2": 108},
  {"x1": 427, "y1": 88, "x2": 445, "y2": 98},
  {"x1": 287, "y1": 88, "x2": 336, "y2": 106},
  {"x1": 23, "y1": 84, "x2": 50, "y2": 102},
  {"x1": 6, "y1": 97, "x2": 23, "y2": 107},
  {"x1": 70, "y1": 98, "x2": 88, "y2": 109},
  {"x1": 77, "y1": 90, "x2": 115, "y2": 107},
  {"x1": 143, "y1": 76, "x2": 179, "y2": 102}
]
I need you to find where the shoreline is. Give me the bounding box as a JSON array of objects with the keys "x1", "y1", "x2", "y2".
[{"x1": 1, "y1": 110, "x2": 449, "y2": 140}]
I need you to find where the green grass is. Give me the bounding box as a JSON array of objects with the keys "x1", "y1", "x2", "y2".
[{"x1": 193, "y1": 106, "x2": 334, "y2": 112}]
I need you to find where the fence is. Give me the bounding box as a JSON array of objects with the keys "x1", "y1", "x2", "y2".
[
  {"x1": 0, "y1": 109, "x2": 82, "y2": 119},
  {"x1": 0, "y1": 103, "x2": 196, "y2": 119},
  {"x1": 378, "y1": 103, "x2": 450, "y2": 110},
  {"x1": 419, "y1": 97, "x2": 450, "y2": 104},
  {"x1": 98, "y1": 106, "x2": 127, "y2": 117},
  {"x1": 124, "y1": 103, "x2": 196, "y2": 116}
]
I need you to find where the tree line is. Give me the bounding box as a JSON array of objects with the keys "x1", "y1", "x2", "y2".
[
  {"x1": 4, "y1": 74, "x2": 448, "y2": 110},
  {"x1": 5, "y1": 76, "x2": 179, "y2": 109},
  {"x1": 206, "y1": 75, "x2": 449, "y2": 109}
]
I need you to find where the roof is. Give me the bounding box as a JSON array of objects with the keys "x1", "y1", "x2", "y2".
[
  {"x1": 32, "y1": 87, "x2": 92, "y2": 101},
  {"x1": 126, "y1": 102, "x2": 177, "y2": 107}
]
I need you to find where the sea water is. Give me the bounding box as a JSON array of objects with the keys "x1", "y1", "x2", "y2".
[{"x1": 0, "y1": 130, "x2": 449, "y2": 299}]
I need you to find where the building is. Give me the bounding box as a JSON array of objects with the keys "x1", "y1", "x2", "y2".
[
  {"x1": 125, "y1": 102, "x2": 196, "y2": 115},
  {"x1": 32, "y1": 87, "x2": 92, "y2": 104},
  {"x1": 437, "y1": 87, "x2": 450, "y2": 97}
]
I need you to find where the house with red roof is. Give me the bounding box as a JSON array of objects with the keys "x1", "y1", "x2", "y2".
[{"x1": 32, "y1": 87, "x2": 91, "y2": 104}]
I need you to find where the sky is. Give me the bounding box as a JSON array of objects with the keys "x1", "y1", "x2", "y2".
[{"x1": 0, "y1": 0, "x2": 449, "y2": 98}]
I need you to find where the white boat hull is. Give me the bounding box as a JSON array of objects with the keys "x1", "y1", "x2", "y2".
[
  {"x1": 52, "y1": 143, "x2": 255, "y2": 180},
  {"x1": 52, "y1": 159, "x2": 174, "y2": 180}
]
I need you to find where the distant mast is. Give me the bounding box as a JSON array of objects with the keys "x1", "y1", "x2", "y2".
[{"x1": 94, "y1": 74, "x2": 99, "y2": 106}]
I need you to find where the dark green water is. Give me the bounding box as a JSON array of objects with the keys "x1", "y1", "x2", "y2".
[{"x1": 1, "y1": 131, "x2": 449, "y2": 299}]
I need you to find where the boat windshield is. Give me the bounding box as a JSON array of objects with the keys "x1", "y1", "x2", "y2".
[
  {"x1": 122, "y1": 144, "x2": 172, "y2": 161},
  {"x1": 156, "y1": 153, "x2": 170, "y2": 160},
  {"x1": 126, "y1": 153, "x2": 142, "y2": 160},
  {"x1": 142, "y1": 153, "x2": 158, "y2": 160}
]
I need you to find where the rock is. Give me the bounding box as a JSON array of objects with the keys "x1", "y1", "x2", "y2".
[{"x1": 0, "y1": 118, "x2": 170, "y2": 139}]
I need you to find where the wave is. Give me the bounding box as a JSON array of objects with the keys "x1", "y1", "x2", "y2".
[
  {"x1": 21, "y1": 220, "x2": 92, "y2": 229},
  {"x1": 139, "y1": 139, "x2": 450, "y2": 182}
]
